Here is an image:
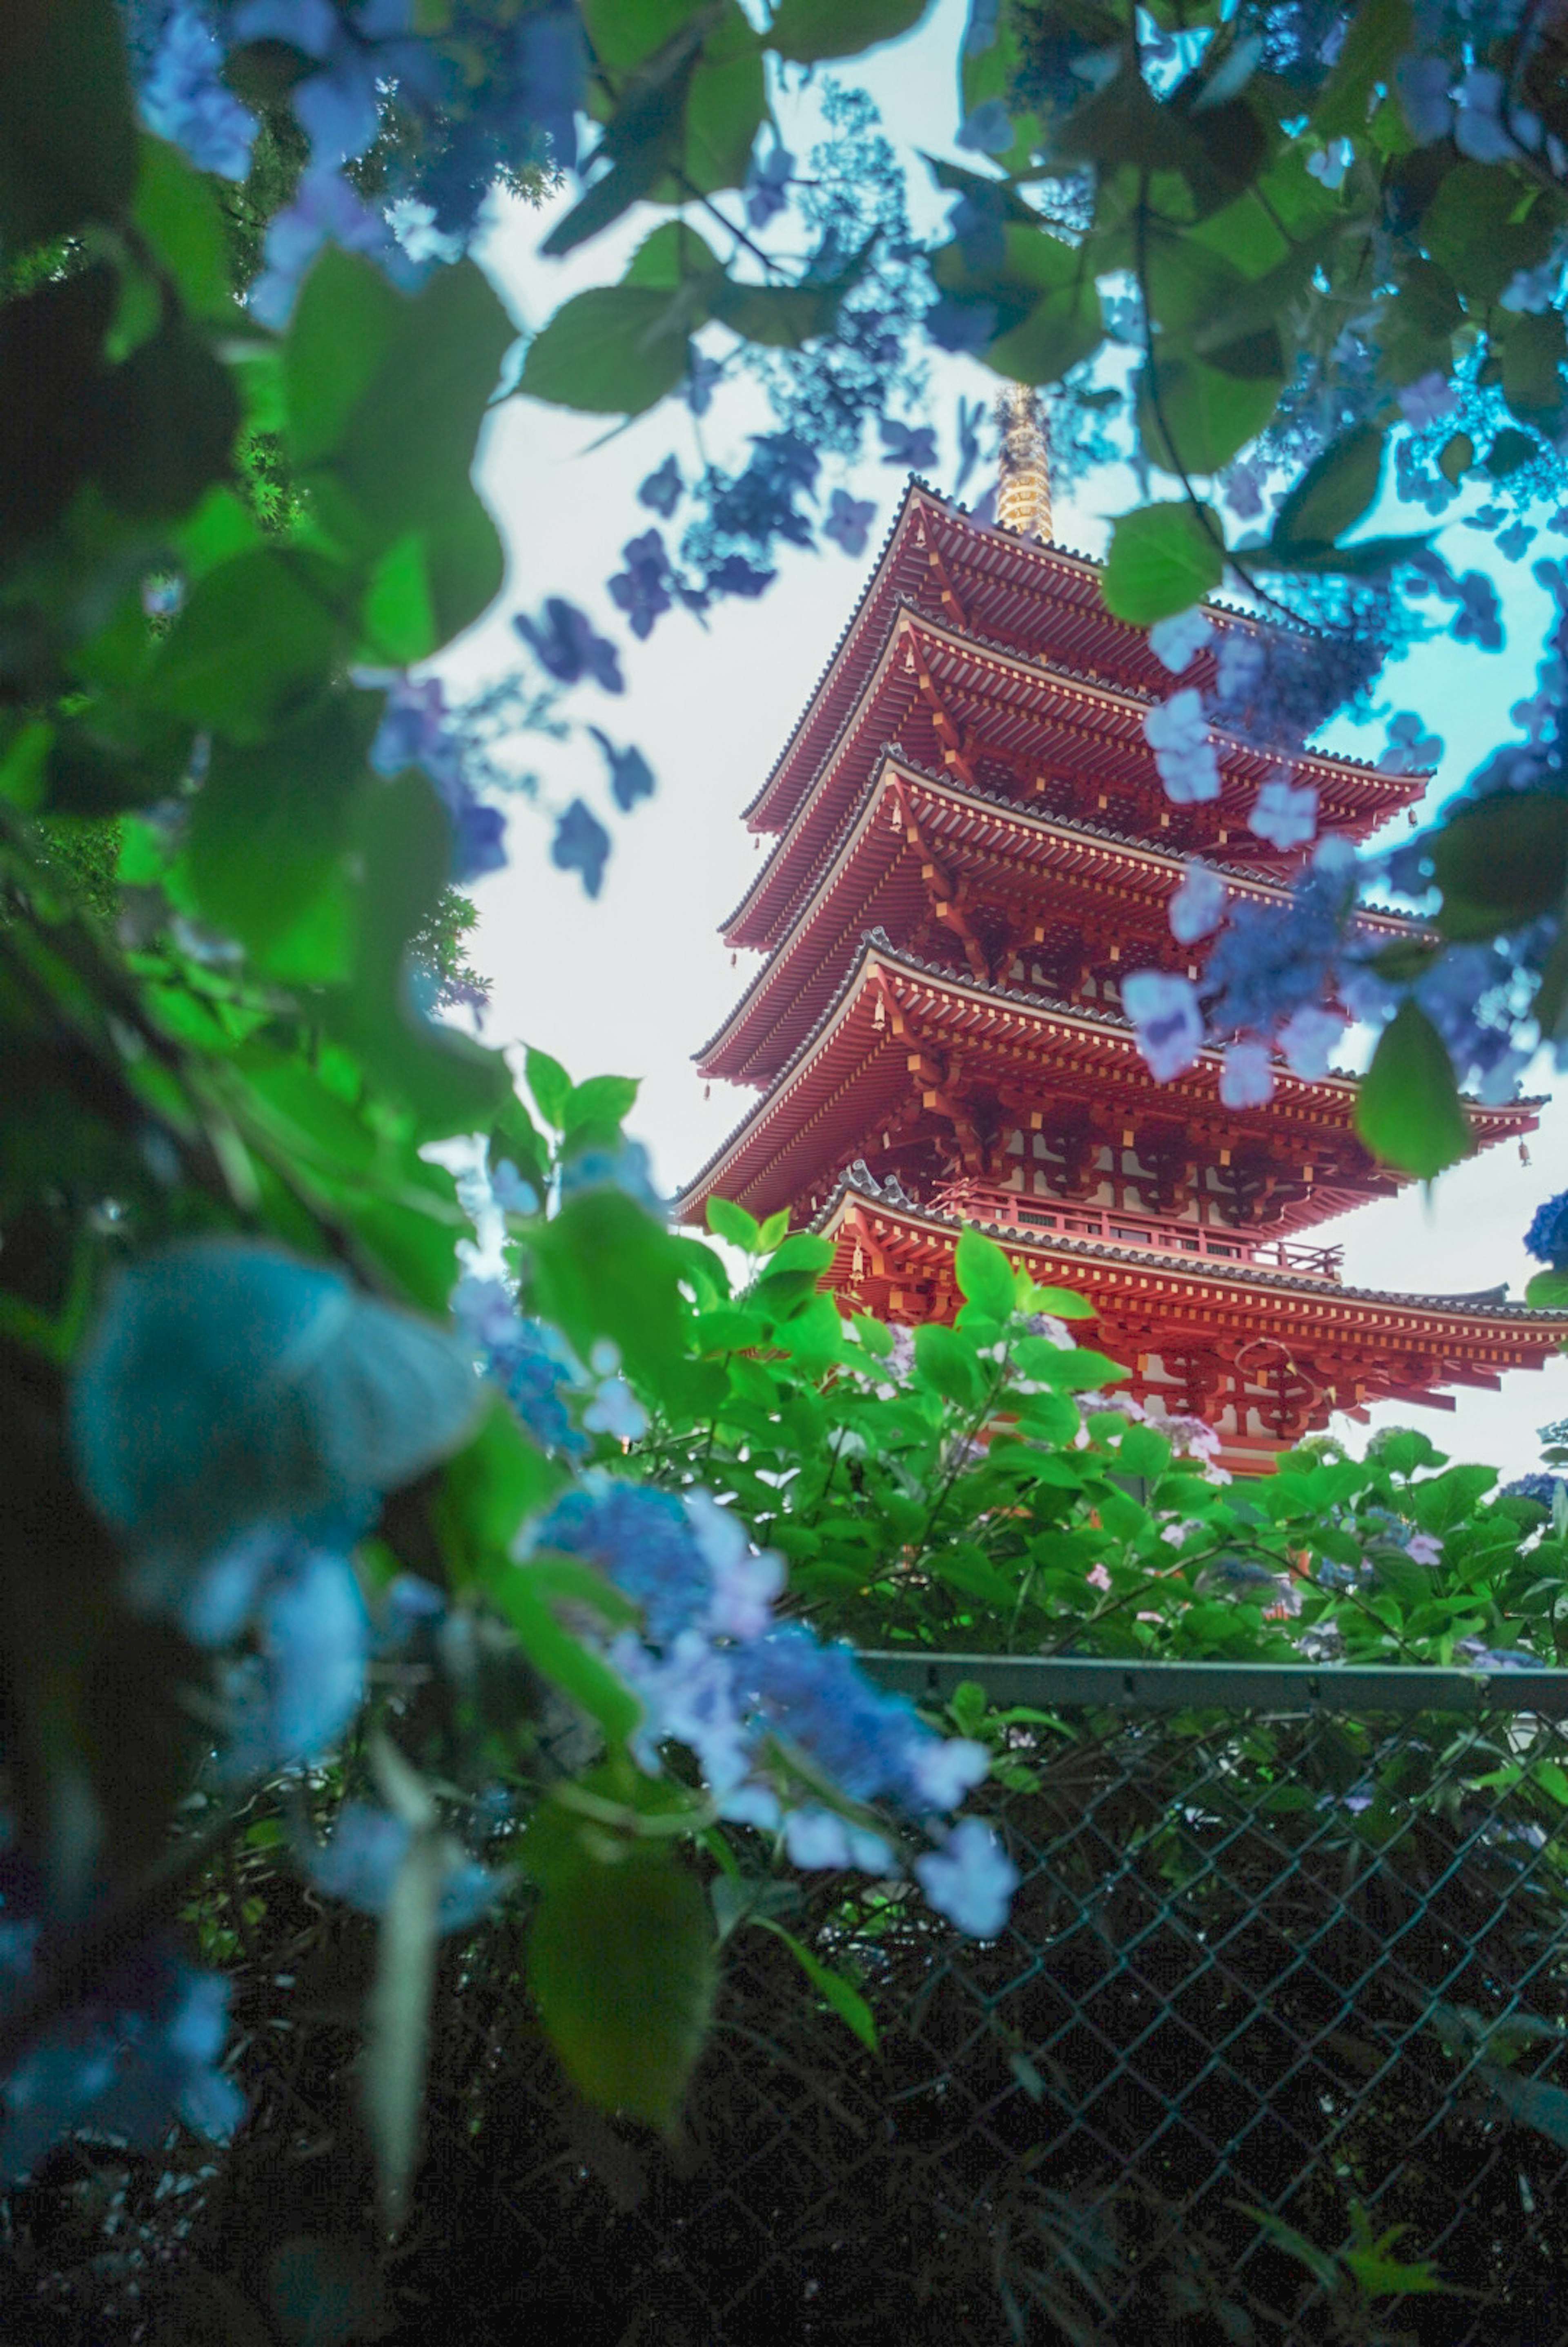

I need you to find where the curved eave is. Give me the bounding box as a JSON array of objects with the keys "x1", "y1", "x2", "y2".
[
  {"x1": 745, "y1": 480, "x2": 1410, "y2": 838},
  {"x1": 815, "y1": 1184, "x2": 1568, "y2": 1367},
  {"x1": 722, "y1": 604, "x2": 1423, "y2": 954},
  {"x1": 697, "y1": 754, "x2": 1422, "y2": 1088},
  {"x1": 677, "y1": 935, "x2": 1543, "y2": 1225}
]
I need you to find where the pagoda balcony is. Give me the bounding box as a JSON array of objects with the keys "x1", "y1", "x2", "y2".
[{"x1": 928, "y1": 1180, "x2": 1345, "y2": 1284}]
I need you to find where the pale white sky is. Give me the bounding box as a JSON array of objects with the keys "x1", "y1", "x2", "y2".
[{"x1": 438, "y1": 0, "x2": 1568, "y2": 1480}]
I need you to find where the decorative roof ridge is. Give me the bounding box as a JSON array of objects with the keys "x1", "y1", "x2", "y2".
[
  {"x1": 814, "y1": 1173, "x2": 1568, "y2": 1321},
  {"x1": 684, "y1": 924, "x2": 1538, "y2": 1198},
  {"x1": 744, "y1": 477, "x2": 934, "y2": 821},
  {"x1": 887, "y1": 599, "x2": 1400, "y2": 782}
]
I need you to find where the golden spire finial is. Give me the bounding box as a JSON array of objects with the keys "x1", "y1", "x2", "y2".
[{"x1": 994, "y1": 383, "x2": 1051, "y2": 542}]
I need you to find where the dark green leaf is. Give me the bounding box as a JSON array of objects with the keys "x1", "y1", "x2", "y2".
[
  {"x1": 624, "y1": 219, "x2": 722, "y2": 288},
  {"x1": 757, "y1": 1923, "x2": 879, "y2": 2052},
  {"x1": 768, "y1": 0, "x2": 928, "y2": 60},
  {"x1": 1139, "y1": 353, "x2": 1281, "y2": 475},
  {"x1": 1271, "y1": 422, "x2": 1385, "y2": 551},
  {"x1": 1422, "y1": 163, "x2": 1557, "y2": 306},
  {"x1": 1102, "y1": 500, "x2": 1224, "y2": 623},
  {"x1": 549, "y1": 5, "x2": 718, "y2": 252},
  {"x1": 133, "y1": 136, "x2": 233, "y2": 322},
  {"x1": 521, "y1": 286, "x2": 694, "y2": 416},
  {"x1": 984, "y1": 270, "x2": 1104, "y2": 387},
  {"x1": 99, "y1": 317, "x2": 241, "y2": 520},
  {"x1": 710, "y1": 276, "x2": 847, "y2": 348},
  {"x1": 181, "y1": 703, "x2": 372, "y2": 978},
  {"x1": 285, "y1": 248, "x2": 399, "y2": 470},
  {"x1": 1354, "y1": 999, "x2": 1472, "y2": 1179},
  {"x1": 1429, "y1": 792, "x2": 1568, "y2": 938},
  {"x1": 0, "y1": 0, "x2": 135, "y2": 245},
  {"x1": 434, "y1": 1390, "x2": 566, "y2": 1568},
  {"x1": 146, "y1": 551, "x2": 341, "y2": 742},
  {"x1": 1311, "y1": 0, "x2": 1412, "y2": 136},
  {"x1": 1502, "y1": 309, "x2": 1568, "y2": 431},
  {"x1": 526, "y1": 1805, "x2": 715, "y2": 2127}
]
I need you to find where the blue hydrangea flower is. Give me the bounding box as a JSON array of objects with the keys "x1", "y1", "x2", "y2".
[
  {"x1": 229, "y1": 0, "x2": 440, "y2": 165},
  {"x1": 607, "y1": 529, "x2": 674, "y2": 639},
  {"x1": 1526, "y1": 1192, "x2": 1568, "y2": 1266},
  {"x1": 949, "y1": 187, "x2": 1006, "y2": 274},
  {"x1": 215, "y1": 1544, "x2": 372, "y2": 1780},
  {"x1": 550, "y1": 799, "x2": 611, "y2": 898},
  {"x1": 878, "y1": 416, "x2": 939, "y2": 473},
  {"x1": 956, "y1": 97, "x2": 1013, "y2": 155},
  {"x1": 1123, "y1": 970, "x2": 1204, "y2": 1082},
  {"x1": 452, "y1": 1278, "x2": 584, "y2": 1453},
  {"x1": 536, "y1": 1482, "x2": 713, "y2": 1645},
  {"x1": 514, "y1": 598, "x2": 624, "y2": 691},
  {"x1": 588, "y1": 727, "x2": 656, "y2": 814},
  {"x1": 247, "y1": 163, "x2": 424, "y2": 329},
  {"x1": 706, "y1": 553, "x2": 775, "y2": 598},
  {"x1": 914, "y1": 1817, "x2": 1018, "y2": 1939},
  {"x1": 296, "y1": 1801, "x2": 513, "y2": 1932},
  {"x1": 745, "y1": 143, "x2": 794, "y2": 230},
  {"x1": 926, "y1": 297, "x2": 998, "y2": 355},
  {"x1": 0, "y1": 1862, "x2": 244, "y2": 2180},
  {"x1": 70, "y1": 1239, "x2": 482, "y2": 1625},
  {"x1": 138, "y1": 2, "x2": 258, "y2": 178},
  {"x1": 739, "y1": 1626, "x2": 986, "y2": 1818},
  {"x1": 824, "y1": 490, "x2": 876, "y2": 556},
  {"x1": 684, "y1": 350, "x2": 723, "y2": 415},
  {"x1": 637, "y1": 457, "x2": 683, "y2": 518},
  {"x1": 558, "y1": 1138, "x2": 663, "y2": 1211}
]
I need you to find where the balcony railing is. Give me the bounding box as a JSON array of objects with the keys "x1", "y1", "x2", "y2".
[{"x1": 926, "y1": 1181, "x2": 1344, "y2": 1284}]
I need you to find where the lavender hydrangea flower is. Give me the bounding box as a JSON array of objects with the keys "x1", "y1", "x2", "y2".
[
  {"x1": 1249, "y1": 776, "x2": 1318, "y2": 851},
  {"x1": 1145, "y1": 689, "x2": 1221, "y2": 803},
  {"x1": 247, "y1": 163, "x2": 423, "y2": 330},
  {"x1": 914, "y1": 1818, "x2": 1018, "y2": 1939},
  {"x1": 824, "y1": 490, "x2": 877, "y2": 556},
  {"x1": 1396, "y1": 372, "x2": 1458, "y2": 431},
  {"x1": 1123, "y1": 970, "x2": 1204, "y2": 1081},
  {"x1": 138, "y1": 2, "x2": 258, "y2": 179},
  {"x1": 1169, "y1": 861, "x2": 1226, "y2": 944},
  {"x1": 1149, "y1": 607, "x2": 1214, "y2": 674},
  {"x1": 514, "y1": 599, "x2": 624, "y2": 691},
  {"x1": 1219, "y1": 1038, "x2": 1274, "y2": 1109}
]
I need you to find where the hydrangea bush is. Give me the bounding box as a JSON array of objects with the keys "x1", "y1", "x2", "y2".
[{"x1": 6, "y1": 0, "x2": 1568, "y2": 2318}]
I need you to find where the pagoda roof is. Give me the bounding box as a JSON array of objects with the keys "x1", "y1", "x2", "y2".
[
  {"x1": 677, "y1": 933, "x2": 1540, "y2": 1231},
  {"x1": 697, "y1": 753, "x2": 1420, "y2": 1088},
  {"x1": 815, "y1": 1176, "x2": 1568, "y2": 1409},
  {"x1": 745, "y1": 480, "x2": 1419, "y2": 841},
  {"x1": 722, "y1": 603, "x2": 1421, "y2": 954}
]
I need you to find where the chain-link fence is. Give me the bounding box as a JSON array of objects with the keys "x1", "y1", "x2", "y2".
[{"x1": 15, "y1": 1660, "x2": 1568, "y2": 2345}]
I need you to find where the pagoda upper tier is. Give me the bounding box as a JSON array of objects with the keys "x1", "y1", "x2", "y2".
[
  {"x1": 698, "y1": 753, "x2": 1419, "y2": 1092},
  {"x1": 679, "y1": 931, "x2": 1540, "y2": 1241},
  {"x1": 730, "y1": 484, "x2": 1423, "y2": 952}
]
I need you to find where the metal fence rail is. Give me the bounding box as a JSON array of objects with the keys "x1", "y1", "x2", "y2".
[{"x1": 18, "y1": 1662, "x2": 1568, "y2": 2345}]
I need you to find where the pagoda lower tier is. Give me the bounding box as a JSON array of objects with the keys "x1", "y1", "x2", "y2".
[
  {"x1": 816, "y1": 1174, "x2": 1568, "y2": 1474},
  {"x1": 678, "y1": 933, "x2": 1540, "y2": 1241}
]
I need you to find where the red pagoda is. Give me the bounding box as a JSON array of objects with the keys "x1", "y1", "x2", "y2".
[{"x1": 678, "y1": 411, "x2": 1568, "y2": 1471}]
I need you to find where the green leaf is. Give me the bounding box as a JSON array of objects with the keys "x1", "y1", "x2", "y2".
[
  {"x1": 758, "y1": 1208, "x2": 791, "y2": 1252},
  {"x1": 624, "y1": 219, "x2": 723, "y2": 288},
  {"x1": 0, "y1": 0, "x2": 135, "y2": 245},
  {"x1": 1020, "y1": 1282, "x2": 1096, "y2": 1321},
  {"x1": 707, "y1": 1195, "x2": 762, "y2": 1251},
  {"x1": 1102, "y1": 500, "x2": 1224, "y2": 623},
  {"x1": 931, "y1": 1544, "x2": 1022, "y2": 1607},
  {"x1": 1502, "y1": 308, "x2": 1568, "y2": 431},
  {"x1": 133, "y1": 136, "x2": 233, "y2": 322},
  {"x1": 549, "y1": 5, "x2": 719, "y2": 253},
  {"x1": 526, "y1": 1807, "x2": 715, "y2": 2126},
  {"x1": 525, "y1": 1046, "x2": 573, "y2": 1129},
  {"x1": 1526, "y1": 1267, "x2": 1568, "y2": 1307},
  {"x1": 180, "y1": 701, "x2": 371, "y2": 977},
  {"x1": 760, "y1": 1922, "x2": 879, "y2": 2051},
  {"x1": 521, "y1": 286, "x2": 695, "y2": 416},
  {"x1": 983, "y1": 269, "x2": 1104, "y2": 387},
  {"x1": 1354, "y1": 999, "x2": 1472, "y2": 1179},
  {"x1": 767, "y1": 0, "x2": 928, "y2": 61},
  {"x1": 362, "y1": 1813, "x2": 445, "y2": 2231},
  {"x1": 564, "y1": 1071, "x2": 639, "y2": 1137},
  {"x1": 710, "y1": 276, "x2": 848, "y2": 349},
  {"x1": 913, "y1": 1322, "x2": 986, "y2": 1407},
  {"x1": 955, "y1": 1225, "x2": 1019, "y2": 1322},
  {"x1": 360, "y1": 533, "x2": 439, "y2": 666},
  {"x1": 1486, "y1": 424, "x2": 1537, "y2": 480},
  {"x1": 1422, "y1": 163, "x2": 1557, "y2": 306},
  {"x1": 434, "y1": 1390, "x2": 566, "y2": 1569},
  {"x1": 285, "y1": 248, "x2": 400, "y2": 469},
  {"x1": 1311, "y1": 0, "x2": 1412, "y2": 136},
  {"x1": 1138, "y1": 354, "x2": 1281, "y2": 476},
  {"x1": 1429, "y1": 792, "x2": 1568, "y2": 938},
  {"x1": 1271, "y1": 422, "x2": 1385, "y2": 552},
  {"x1": 146, "y1": 550, "x2": 341, "y2": 742}
]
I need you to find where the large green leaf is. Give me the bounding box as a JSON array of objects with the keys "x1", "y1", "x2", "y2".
[
  {"x1": 145, "y1": 551, "x2": 342, "y2": 742},
  {"x1": 181, "y1": 703, "x2": 373, "y2": 978},
  {"x1": 0, "y1": 0, "x2": 135, "y2": 245},
  {"x1": 1501, "y1": 308, "x2": 1568, "y2": 431},
  {"x1": 1354, "y1": 999, "x2": 1472, "y2": 1179},
  {"x1": 1311, "y1": 0, "x2": 1412, "y2": 136},
  {"x1": 1421, "y1": 162, "x2": 1557, "y2": 306},
  {"x1": 521, "y1": 286, "x2": 696, "y2": 415},
  {"x1": 955, "y1": 1226, "x2": 1018, "y2": 1322},
  {"x1": 1271, "y1": 422, "x2": 1385, "y2": 552},
  {"x1": 133, "y1": 136, "x2": 234, "y2": 323},
  {"x1": 983, "y1": 271, "x2": 1104, "y2": 387},
  {"x1": 769, "y1": 0, "x2": 930, "y2": 60},
  {"x1": 1429, "y1": 793, "x2": 1568, "y2": 939},
  {"x1": 1139, "y1": 352, "x2": 1281, "y2": 475},
  {"x1": 1102, "y1": 500, "x2": 1224, "y2": 623},
  {"x1": 525, "y1": 1803, "x2": 715, "y2": 2128}
]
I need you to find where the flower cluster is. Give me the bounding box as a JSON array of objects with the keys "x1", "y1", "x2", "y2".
[
  {"x1": 526, "y1": 1480, "x2": 1015, "y2": 1936},
  {"x1": 371, "y1": 678, "x2": 507, "y2": 886},
  {"x1": 1526, "y1": 1191, "x2": 1568, "y2": 1269}
]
